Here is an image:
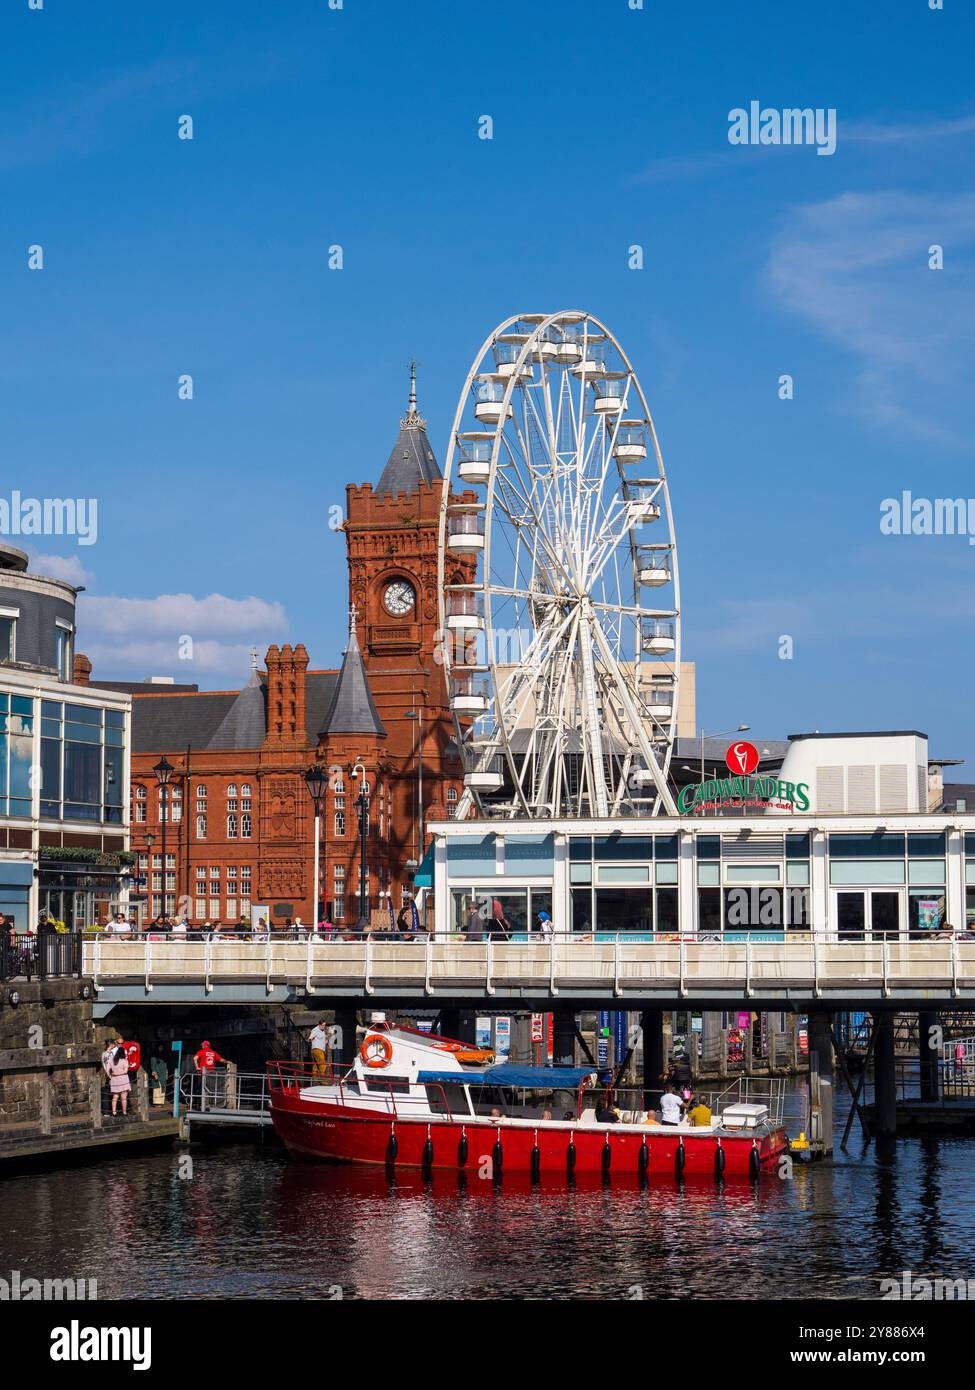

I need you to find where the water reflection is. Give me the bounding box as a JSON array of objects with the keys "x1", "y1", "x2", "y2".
[{"x1": 1, "y1": 1132, "x2": 974, "y2": 1300}]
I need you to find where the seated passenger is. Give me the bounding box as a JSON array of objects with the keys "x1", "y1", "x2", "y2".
[
  {"x1": 595, "y1": 1100, "x2": 620, "y2": 1124},
  {"x1": 540, "y1": 1108, "x2": 553, "y2": 1121},
  {"x1": 688, "y1": 1099, "x2": 712, "y2": 1127},
  {"x1": 643, "y1": 1108, "x2": 659, "y2": 1125}
]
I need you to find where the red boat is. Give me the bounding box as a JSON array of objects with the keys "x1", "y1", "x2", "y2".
[{"x1": 269, "y1": 1025, "x2": 789, "y2": 1181}]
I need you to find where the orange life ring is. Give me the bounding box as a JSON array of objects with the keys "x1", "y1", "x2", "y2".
[{"x1": 360, "y1": 1035, "x2": 393, "y2": 1068}]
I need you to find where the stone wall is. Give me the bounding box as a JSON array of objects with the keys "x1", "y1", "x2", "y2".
[{"x1": 0, "y1": 978, "x2": 101, "y2": 1130}]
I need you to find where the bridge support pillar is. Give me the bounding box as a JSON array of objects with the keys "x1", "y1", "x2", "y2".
[
  {"x1": 807, "y1": 1011, "x2": 834, "y2": 1085},
  {"x1": 552, "y1": 1010, "x2": 577, "y2": 1067},
  {"x1": 640, "y1": 1009, "x2": 666, "y2": 1107},
  {"x1": 438, "y1": 1008, "x2": 477, "y2": 1044},
  {"x1": 332, "y1": 1008, "x2": 359, "y2": 1065},
  {"x1": 873, "y1": 1011, "x2": 897, "y2": 1138},
  {"x1": 918, "y1": 1010, "x2": 940, "y2": 1102}
]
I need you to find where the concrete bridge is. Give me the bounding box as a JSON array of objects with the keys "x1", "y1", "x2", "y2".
[{"x1": 84, "y1": 935, "x2": 975, "y2": 1011}]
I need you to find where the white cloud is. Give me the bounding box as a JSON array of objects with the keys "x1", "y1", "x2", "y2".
[
  {"x1": 845, "y1": 113, "x2": 975, "y2": 144},
  {"x1": 76, "y1": 592, "x2": 289, "y2": 687},
  {"x1": 28, "y1": 552, "x2": 95, "y2": 586},
  {"x1": 765, "y1": 191, "x2": 975, "y2": 442}
]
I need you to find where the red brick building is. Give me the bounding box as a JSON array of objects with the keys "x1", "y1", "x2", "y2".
[{"x1": 88, "y1": 374, "x2": 468, "y2": 927}]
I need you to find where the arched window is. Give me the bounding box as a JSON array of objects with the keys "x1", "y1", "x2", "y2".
[
  {"x1": 241, "y1": 813, "x2": 252, "y2": 839},
  {"x1": 227, "y1": 813, "x2": 238, "y2": 839}
]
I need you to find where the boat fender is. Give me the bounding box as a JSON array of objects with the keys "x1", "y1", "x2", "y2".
[
  {"x1": 492, "y1": 1135, "x2": 503, "y2": 1173},
  {"x1": 638, "y1": 1137, "x2": 650, "y2": 1172},
  {"x1": 601, "y1": 1135, "x2": 612, "y2": 1172},
  {"x1": 530, "y1": 1130, "x2": 541, "y2": 1180},
  {"x1": 457, "y1": 1130, "x2": 469, "y2": 1167},
  {"x1": 386, "y1": 1126, "x2": 398, "y2": 1163},
  {"x1": 714, "y1": 1142, "x2": 726, "y2": 1179},
  {"x1": 566, "y1": 1135, "x2": 577, "y2": 1171},
  {"x1": 675, "y1": 1140, "x2": 686, "y2": 1176},
  {"x1": 749, "y1": 1141, "x2": 761, "y2": 1180},
  {"x1": 422, "y1": 1127, "x2": 434, "y2": 1168}
]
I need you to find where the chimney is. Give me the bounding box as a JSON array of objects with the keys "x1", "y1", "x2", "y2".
[{"x1": 73, "y1": 652, "x2": 92, "y2": 686}]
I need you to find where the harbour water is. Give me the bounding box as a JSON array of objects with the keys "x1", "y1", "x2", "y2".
[{"x1": 3, "y1": 1127, "x2": 974, "y2": 1300}]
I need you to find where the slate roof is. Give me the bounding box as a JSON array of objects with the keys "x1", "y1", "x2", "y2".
[
  {"x1": 207, "y1": 668, "x2": 266, "y2": 749},
  {"x1": 319, "y1": 621, "x2": 385, "y2": 738},
  {"x1": 129, "y1": 670, "x2": 339, "y2": 754},
  {"x1": 376, "y1": 364, "x2": 441, "y2": 496}
]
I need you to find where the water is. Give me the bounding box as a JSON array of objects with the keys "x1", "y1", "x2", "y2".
[{"x1": 2, "y1": 1125, "x2": 975, "y2": 1299}]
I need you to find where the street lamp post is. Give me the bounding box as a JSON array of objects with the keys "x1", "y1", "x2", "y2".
[
  {"x1": 303, "y1": 765, "x2": 328, "y2": 930},
  {"x1": 700, "y1": 725, "x2": 750, "y2": 784},
  {"x1": 143, "y1": 831, "x2": 154, "y2": 928},
  {"x1": 153, "y1": 757, "x2": 175, "y2": 919},
  {"x1": 352, "y1": 762, "x2": 370, "y2": 931}
]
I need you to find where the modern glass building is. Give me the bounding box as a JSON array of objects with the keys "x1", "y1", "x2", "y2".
[
  {"x1": 0, "y1": 544, "x2": 132, "y2": 932},
  {"x1": 429, "y1": 731, "x2": 975, "y2": 942}
]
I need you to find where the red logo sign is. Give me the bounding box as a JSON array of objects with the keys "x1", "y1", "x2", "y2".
[{"x1": 726, "y1": 740, "x2": 759, "y2": 775}]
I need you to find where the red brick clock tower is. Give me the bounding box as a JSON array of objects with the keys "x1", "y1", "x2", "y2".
[{"x1": 343, "y1": 366, "x2": 470, "y2": 893}]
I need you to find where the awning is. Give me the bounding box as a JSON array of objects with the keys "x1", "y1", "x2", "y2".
[
  {"x1": 412, "y1": 843, "x2": 435, "y2": 888},
  {"x1": 417, "y1": 1063, "x2": 597, "y2": 1089}
]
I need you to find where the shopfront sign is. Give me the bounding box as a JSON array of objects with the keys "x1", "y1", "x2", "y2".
[{"x1": 677, "y1": 742, "x2": 811, "y2": 814}]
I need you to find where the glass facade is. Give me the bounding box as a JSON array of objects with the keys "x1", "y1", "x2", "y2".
[
  {"x1": 37, "y1": 699, "x2": 126, "y2": 822},
  {"x1": 442, "y1": 822, "x2": 957, "y2": 940}
]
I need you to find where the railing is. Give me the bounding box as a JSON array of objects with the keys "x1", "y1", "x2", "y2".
[
  {"x1": 267, "y1": 1061, "x2": 454, "y2": 1121},
  {"x1": 179, "y1": 1067, "x2": 272, "y2": 1117},
  {"x1": 1, "y1": 930, "x2": 82, "y2": 982},
  {"x1": 81, "y1": 932, "x2": 975, "y2": 1000}
]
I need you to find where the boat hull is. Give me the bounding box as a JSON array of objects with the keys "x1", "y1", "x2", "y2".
[{"x1": 270, "y1": 1094, "x2": 788, "y2": 1179}]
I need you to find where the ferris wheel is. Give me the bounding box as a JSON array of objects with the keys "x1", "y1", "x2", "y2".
[{"x1": 437, "y1": 311, "x2": 681, "y2": 821}]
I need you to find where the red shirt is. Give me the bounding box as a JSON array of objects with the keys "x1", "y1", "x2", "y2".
[{"x1": 194, "y1": 1047, "x2": 225, "y2": 1071}]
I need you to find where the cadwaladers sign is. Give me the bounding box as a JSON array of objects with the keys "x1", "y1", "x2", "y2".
[{"x1": 677, "y1": 740, "x2": 811, "y2": 815}]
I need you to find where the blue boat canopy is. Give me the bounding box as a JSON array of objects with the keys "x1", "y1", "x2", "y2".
[{"x1": 417, "y1": 1063, "x2": 597, "y2": 1088}]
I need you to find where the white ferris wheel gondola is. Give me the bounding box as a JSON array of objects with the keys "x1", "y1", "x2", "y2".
[{"x1": 437, "y1": 311, "x2": 681, "y2": 820}]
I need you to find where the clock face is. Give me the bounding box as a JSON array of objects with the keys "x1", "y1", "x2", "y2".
[{"x1": 383, "y1": 580, "x2": 416, "y2": 617}]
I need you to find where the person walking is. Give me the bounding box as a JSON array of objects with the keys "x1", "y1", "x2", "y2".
[
  {"x1": 307, "y1": 1018, "x2": 330, "y2": 1079},
  {"x1": 108, "y1": 1046, "x2": 132, "y2": 1117}
]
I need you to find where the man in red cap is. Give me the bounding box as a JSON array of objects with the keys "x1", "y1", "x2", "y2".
[{"x1": 193, "y1": 1039, "x2": 228, "y2": 1108}]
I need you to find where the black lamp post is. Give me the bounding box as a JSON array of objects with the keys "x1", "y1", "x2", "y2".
[
  {"x1": 153, "y1": 757, "x2": 175, "y2": 919},
  {"x1": 354, "y1": 768, "x2": 371, "y2": 931},
  {"x1": 303, "y1": 765, "x2": 328, "y2": 928}
]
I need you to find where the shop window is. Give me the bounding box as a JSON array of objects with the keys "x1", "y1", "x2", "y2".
[
  {"x1": 594, "y1": 886, "x2": 652, "y2": 934},
  {"x1": 698, "y1": 887, "x2": 721, "y2": 936},
  {"x1": 571, "y1": 887, "x2": 593, "y2": 933},
  {"x1": 655, "y1": 887, "x2": 678, "y2": 934}
]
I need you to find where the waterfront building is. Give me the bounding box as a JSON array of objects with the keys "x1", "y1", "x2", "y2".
[
  {"x1": 86, "y1": 374, "x2": 467, "y2": 928},
  {"x1": 429, "y1": 732, "x2": 975, "y2": 940},
  {"x1": 0, "y1": 543, "x2": 131, "y2": 931}
]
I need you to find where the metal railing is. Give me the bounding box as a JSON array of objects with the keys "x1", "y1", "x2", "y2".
[
  {"x1": 81, "y1": 932, "x2": 975, "y2": 1001},
  {"x1": 179, "y1": 1068, "x2": 272, "y2": 1119},
  {"x1": 1, "y1": 930, "x2": 82, "y2": 982}
]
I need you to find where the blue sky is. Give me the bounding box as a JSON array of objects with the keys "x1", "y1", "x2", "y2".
[{"x1": 3, "y1": 0, "x2": 974, "y2": 767}]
